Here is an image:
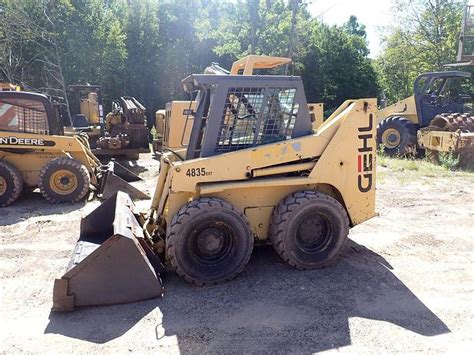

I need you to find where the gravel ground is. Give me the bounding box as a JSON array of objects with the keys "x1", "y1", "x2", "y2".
[{"x1": 0, "y1": 155, "x2": 473, "y2": 354}]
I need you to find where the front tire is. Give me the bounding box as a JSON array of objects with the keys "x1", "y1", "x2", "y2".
[
  {"x1": 0, "y1": 161, "x2": 23, "y2": 207},
  {"x1": 38, "y1": 157, "x2": 90, "y2": 203},
  {"x1": 377, "y1": 116, "x2": 417, "y2": 156},
  {"x1": 269, "y1": 191, "x2": 349, "y2": 270},
  {"x1": 166, "y1": 197, "x2": 254, "y2": 286}
]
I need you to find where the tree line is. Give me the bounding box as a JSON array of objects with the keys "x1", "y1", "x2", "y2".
[{"x1": 0, "y1": 0, "x2": 467, "y2": 119}]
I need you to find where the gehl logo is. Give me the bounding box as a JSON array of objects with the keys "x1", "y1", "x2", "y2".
[
  {"x1": 0, "y1": 136, "x2": 55, "y2": 146},
  {"x1": 357, "y1": 114, "x2": 374, "y2": 193}
]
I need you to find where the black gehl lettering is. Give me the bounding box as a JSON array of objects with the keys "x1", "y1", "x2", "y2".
[
  {"x1": 363, "y1": 153, "x2": 372, "y2": 172},
  {"x1": 357, "y1": 134, "x2": 372, "y2": 153},
  {"x1": 358, "y1": 114, "x2": 373, "y2": 193},
  {"x1": 358, "y1": 174, "x2": 372, "y2": 193}
]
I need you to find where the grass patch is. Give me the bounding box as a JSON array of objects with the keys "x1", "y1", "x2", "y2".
[{"x1": 377, "y1": 151, "x2": 473, "y2": 185}]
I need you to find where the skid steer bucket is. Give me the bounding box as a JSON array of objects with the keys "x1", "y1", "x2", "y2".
[
  {"x1": 52, "y1": 192, "x2": 164, "y2": 311},
  {"x1": 99, "y1": 161, "x2": 149, "y2": 200}
]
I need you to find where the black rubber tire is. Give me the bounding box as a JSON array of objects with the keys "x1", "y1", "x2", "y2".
[
  {"x1": 0, "y1": 161, "x2": 24, "y2": 207},
  {"x1": 269, "y1": 190, "x2": 349, "y2": 270},
  {"x1": 377, "y1": 116, "x2": 418, "y2": 156},
  {"x1": 166, "y1": 197, "x2": 254, "y2": 286},
  {"x1": 38, "y1": 157, "x2": 90, "y2": 203}
]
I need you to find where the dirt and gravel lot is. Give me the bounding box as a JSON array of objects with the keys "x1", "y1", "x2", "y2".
[{"x1": 1, "y1": 155, "x2": 473, "y2": 354}]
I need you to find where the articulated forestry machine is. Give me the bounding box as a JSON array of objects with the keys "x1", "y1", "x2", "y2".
[
  {"x1": 68, "y1": 85, "x2": 150, "y2": 160},
  {"x1": 52, "y1": 72, "x2": 377, "y2": 310},
  {"x1": 377, "y1": 5, "x2": 473, "y2": 166},
  {"x1": 0, "y1": 91, "x2": 148, "y2": 207},
  {"x1": 377, "y1": 71, "x2": 473, "y2": 161},
  {"x1": 153, "y1": 55, "x2": 324, "y2": 154}
]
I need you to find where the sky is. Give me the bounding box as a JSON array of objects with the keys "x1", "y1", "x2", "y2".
[{"x1": 307, "y1": 0, "x2": 393, "y2": 58}]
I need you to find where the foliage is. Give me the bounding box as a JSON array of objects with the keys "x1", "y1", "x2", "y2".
[
  {"x1": 301, "y1": 19, "x2": 379, "y2": 111},
  {"x1": 3, "y1": 0, "x2": 442, "y2": 118},
  {"x1": 437, "y1": 151, "x2": 460, "y2": 170}
]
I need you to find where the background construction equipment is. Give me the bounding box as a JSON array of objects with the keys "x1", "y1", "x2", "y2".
[
  {"x1": 0, "y1": 91, "x2": 148, "y2": 207},
  {"x1": 53, "y1": 72, "x2": 376, "y2": 311},
  {"x1": 377, "y1": 71, "x2": 473, "y2": 165},
  {"x1": 67, "y1": 85, "x2": 150, "y2": 160},
  {"x1": 377, "y1": 5, "x2": 473, "y2": 166}
]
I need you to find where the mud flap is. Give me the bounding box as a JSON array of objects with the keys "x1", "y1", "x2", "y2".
[
  {"x1": 99, "y1": 161, "x2": 149, "y2": 200},
  {"x1": 52, "y1": 192, "x2": 164, "y2": 311}
]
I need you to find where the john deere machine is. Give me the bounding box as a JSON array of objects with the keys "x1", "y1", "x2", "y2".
[
  {"x1": 377, "y1": 5, "x2": 473, "y2": 165},
  {"x1": 153, "y1": 55, "x2": 324, "y2": 154},
  {"x1": 0, "y1": 91, "x2": 148, "y2": 207},
  {"x1": 52, "y1": 72, "x2": 377, "y2": 310},
  {"x1": 68, "y1": 85, "x2": 150, "y2": 159}
]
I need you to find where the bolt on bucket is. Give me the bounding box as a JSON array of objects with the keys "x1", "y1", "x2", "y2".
[
  {"x1": 52, "y1": 192, "x2": 164, "y2": 311},
  {"x1": 99, "y1": 161, "x2": 149, "y2": 200}
]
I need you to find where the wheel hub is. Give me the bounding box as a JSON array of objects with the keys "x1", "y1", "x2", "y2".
[
  {"x1": 0, "y1": 176, "x2": 6, "y2": 196},
  {"x1": 191, "y1": 222, "x2": 234, "y2": 264},
  {"x1": 382, "y1": 128, "x2": 401, "y2": 148},
  {"x1": 197, "y1": 227, "x2": 226, "y2": 255},
  {"x1": 49, "y1": 169, "x2": 78, "y2": 195},
  {"x1": 296, "y1": 214, "x2": 331, "y2": 253}
]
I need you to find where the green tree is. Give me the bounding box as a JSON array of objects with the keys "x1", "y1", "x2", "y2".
[
  {"x1": 301, "y1": 20, "x2": 379, "y2": 112},
  {"x1": 376, "y1": 0, "x2": 466, "y2": 103}
]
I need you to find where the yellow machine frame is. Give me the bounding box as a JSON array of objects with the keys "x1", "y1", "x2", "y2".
[
  {"x1": 52, "y1": 67, "x2": 377, "y2": 310},
  {"x1": 0, "y1": 91, "x2": 147, "y2": 206},
  {"x1": 150, "y1": 99, "x2": 377, "y2": 240},
  {"x1": 376, "y1": 96, "x2": 418, "y2": 126},
  {"x1": 230, "y1": 55, "x2": 292, "y2": 75},
  {"x1": 0, "y1": 132, "x2": 99, "y2": 187},
  {"x1": 0, "y1": 83, "x2": 21, "y2": 92}
]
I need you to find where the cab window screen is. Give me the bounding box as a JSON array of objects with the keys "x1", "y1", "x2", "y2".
[
  {"x1": 215, "y1": 87, "x2": 297, "y2": 153},
  {"x1": 0, "y1": 98, "x2": 49, "y2": 134}
]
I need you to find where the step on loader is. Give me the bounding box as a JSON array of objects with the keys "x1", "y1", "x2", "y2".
[
  {"x1": 0, "y1": 91, "x2": 148, "y2": 207},
  {"x1": 53, "y1": 74, "x2": 377, "y2": 311}
]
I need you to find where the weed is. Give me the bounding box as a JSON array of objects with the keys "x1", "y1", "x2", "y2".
[{"x1": 438, "y1": 152, "x2": 460, "y2": 171}]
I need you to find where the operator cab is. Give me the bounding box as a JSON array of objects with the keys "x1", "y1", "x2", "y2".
[
  {"x1": 414, "y1": 71, "x2": 473, "y2": 127},
  {"x1": 0, "y1": 91, "x2": 62, "y2": 136},
  {"x1": 182, "y1": 74, "x2": 313, "y2": 159}
]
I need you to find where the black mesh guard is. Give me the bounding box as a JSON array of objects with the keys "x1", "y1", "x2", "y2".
[{"x1": 215, "y1": 87, "x2": 298, "y2": 154}]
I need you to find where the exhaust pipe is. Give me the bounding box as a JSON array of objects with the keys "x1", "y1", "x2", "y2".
[{"x1": 52, "y1": 192, "x2": 164, "y2": 311}]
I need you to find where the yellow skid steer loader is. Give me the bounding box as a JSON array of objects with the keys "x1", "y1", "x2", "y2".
[
  {"x1": 53, "y1": 73, "x2": 377, "y2": 311},
  {"x1": 0, "y1": 91, "x2": 148, "y2": 206}
]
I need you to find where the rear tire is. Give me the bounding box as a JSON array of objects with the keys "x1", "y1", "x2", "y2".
[
  {"x1": 0, "y1": 161, "x2": 23, "y2": 207},
  {"x1": 38, "y1": 157, "x2": 90, "y2": 203},
  {"x1": 167, "y1": 197, "x2": 254, "y2": 286},
  {"x1": 377, "y1": 116, "x2": 417, "y2": 156},
  {"x1": 269, "y1": 190, "x2": 349, "y2": 270}
]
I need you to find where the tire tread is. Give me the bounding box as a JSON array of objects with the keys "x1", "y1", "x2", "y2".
[
  {"x1": 38, "y1": 157, "x2": 90, "y2": 203},
  {"x1": 0, "y1": 161, "x2": 23, "y2": 207},
  {"x1": 269, "y1": 190, "x2": 349, "y2": 270}
]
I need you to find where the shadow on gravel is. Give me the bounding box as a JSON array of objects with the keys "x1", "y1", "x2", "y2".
[
  {"x1": 44, "y1": 241, "x2": 449, "y2": 352},
  {"x1": 0, "y1": 191, "x2": 85, "y2": 226}
]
